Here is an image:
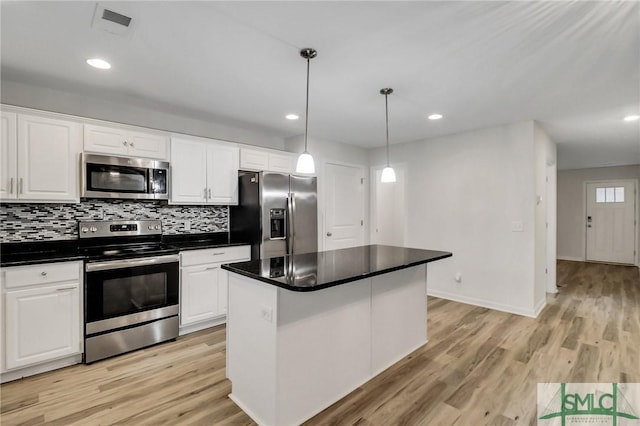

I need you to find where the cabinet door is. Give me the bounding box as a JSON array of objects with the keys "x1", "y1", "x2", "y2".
[
  {"x1": 207, "y1": 143, "x2": 239, "y2": 205},
  {"x1": 0, "y1": 111, "x2": 17, "y2": 200},
  {"x1": 17, "y1": 114, "x2": 82, "y2": 202},
  {"x1": 180, "y1": 265, "x2": 220, "y2": 326},
  {"x1": 239, "y1": 148, "x2": 268, "y2": 171},
  {"x1": 170, "y1": 137, "x2": 207, "y2": 204},
  {"x1": 268, "y1": 152, "x2": 295, "y2": 173},
  {"x1": 5, "y1": 284, "x2": 81, "y2": 370},
  {"x1": 84, "y1": 124, "x2": 128, "y2": 156},
  {"x1": 127, "y1": 130, "x2": 169, "y2": 160}
]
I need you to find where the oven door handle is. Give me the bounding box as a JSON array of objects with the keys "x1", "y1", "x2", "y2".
[{"x1": 86, "y1": 254, "x2": 179, "y2": 272}]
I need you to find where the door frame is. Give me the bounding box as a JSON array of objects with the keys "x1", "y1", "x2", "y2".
[
  {"x1": 322, "y1": 160, "x2": 367, "y2": 252},
  {"x1": 583, "y1": 178, "x2": 639, "y2": 266},
  {"x1": 369, "y1": 162, "x2": 407, "y2": 246}
]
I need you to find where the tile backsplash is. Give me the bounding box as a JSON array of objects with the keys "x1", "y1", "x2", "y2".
[{"x1": 0, "y1": 200, "x2": 228, "y2": 242}]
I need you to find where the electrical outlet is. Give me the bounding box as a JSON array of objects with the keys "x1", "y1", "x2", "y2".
[
  {"x1": 260, "y1": 304, "x2": 273, "y2": 323},
  {"x1": 184, "y1": 220, "x2": 191, "y2": 231}
]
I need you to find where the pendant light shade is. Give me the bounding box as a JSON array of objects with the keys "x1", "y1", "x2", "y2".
[
  {"x1": 380, "y1": 88, "x2": 396, "y2": 183},
  {"x1": 296, "y1": 48, "x2": 317, "y2": 174},
  {"x1": 380, "y1": 166, "x2": 397, "y2": 183}
]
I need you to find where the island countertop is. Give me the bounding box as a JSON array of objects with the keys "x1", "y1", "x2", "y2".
[{"x1": 221, "y1": 244, "x2": 452, "y2": 292}]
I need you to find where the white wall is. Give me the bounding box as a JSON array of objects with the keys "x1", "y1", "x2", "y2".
[
  {"x1": 369, "y1": 121, "x2": 541, "y2": 317},
  {"x1": 534, "y1": 123, "x2": 557, "y2": 308},
  {"x1": 1, "y1": 79, "x2": 284, "y2": 149},
  {"x1": 557, "y1": 164, "x2": 640, "y2": 263},
  {"x1": 284, "y1": 135, "x2": 370, "y2": 252}
]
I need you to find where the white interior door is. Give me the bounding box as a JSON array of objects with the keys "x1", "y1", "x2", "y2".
[
  {"x1": 371, "y1": 165, "x2": 406, "y2": 246},
  {"x1": 586, "y1": 180, "x2": 636, "y2": 264},
  {"x1": 324, "y1": 163, "x2": 364, "y2": 250}
]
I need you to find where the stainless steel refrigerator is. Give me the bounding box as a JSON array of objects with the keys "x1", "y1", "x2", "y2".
[{"x1": 230, "y1": 171, "x2": 318, "y2": 259}]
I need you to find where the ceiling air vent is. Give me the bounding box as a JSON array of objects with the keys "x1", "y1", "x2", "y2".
[
  {"x1": 101, "y1": 9, "x2": 132, "y2": 27},
  {"x1": 92, "y1": 3, "x2": 136, "y2": 37}
]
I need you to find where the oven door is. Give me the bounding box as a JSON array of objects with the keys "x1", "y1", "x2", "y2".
[{"x1": 85, "y1": 255, "x2": 179, "y2": 335}]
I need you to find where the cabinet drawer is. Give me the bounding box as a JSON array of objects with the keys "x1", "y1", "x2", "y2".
[
  {"x1": 4, "y1": 262, "x2": 81, "y2": 289},
  {"x1": 181, "y1": 245, "x2": 251, "y2": 267}
]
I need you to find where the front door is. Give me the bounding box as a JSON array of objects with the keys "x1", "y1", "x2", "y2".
[
  {"x1": 586, "y1": 180, "x2": 636, "y2": 264},
  {"x1": 324, "y1": 163, "x2": 365, "y2": 250}
]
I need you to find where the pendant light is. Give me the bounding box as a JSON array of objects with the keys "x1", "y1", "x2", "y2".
[
  {"x1": 380, "y1": 88, "x2": 396, "y2": 183},
  {"x1": 296, "y1": 48, "x2": 317, "y2": 174}
]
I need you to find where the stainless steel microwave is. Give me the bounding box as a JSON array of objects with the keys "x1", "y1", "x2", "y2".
[{"x1": 81, "y1": 153, "x2": 170, "y2": 200}]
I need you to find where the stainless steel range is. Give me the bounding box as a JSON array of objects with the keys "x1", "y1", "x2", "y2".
[{"x1": 79, "y1": 220, "x2": 179, "y2": 363}]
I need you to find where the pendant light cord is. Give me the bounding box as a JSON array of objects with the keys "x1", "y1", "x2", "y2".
[
  {"x1": 304, "y1": 57, "x2": 310, "y2": 153},
  {"x1": 385, "y1": 93, "x2": 390, "y2": 167}
]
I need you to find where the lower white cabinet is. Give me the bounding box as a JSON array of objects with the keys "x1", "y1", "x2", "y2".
[
  {"x1": 179, "y1": 245, "x2": 250, "y2": 333},
  {"x1": 1, "y1": 261, "x2": 83, "y2": 374}
]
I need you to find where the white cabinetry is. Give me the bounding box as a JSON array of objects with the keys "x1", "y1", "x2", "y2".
[
  {"x1": 0, "y1": 111, "x2": 82, "y2": 203},
  {"x1": 84, "y1": 123, "x2": 169, "y2": 160},
  {"x1": 170, "y1": 135, "x2": 239, "y2": 205},
  {"x1": 240, "y1": 147, "x2": 295, "y2": 173},
  {"x1": 179, "y1": 245, "x2": 250, "y2": 335},
  {"x1": 1, "y1": 261, "x2": 83, "y2": 375}
]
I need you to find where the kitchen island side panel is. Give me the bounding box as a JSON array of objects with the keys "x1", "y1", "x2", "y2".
[
  {"x1": 371, "y1": 264, "x2": 427, "y2": 375},
  {"x1": 227, "y1": 274, "x2": 278, "y2": 425},
  {"x1": 275, "y1": 280, "x2": 372, "y2": 426}
]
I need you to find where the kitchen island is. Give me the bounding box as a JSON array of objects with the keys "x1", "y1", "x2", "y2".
[{"x1": 222, "y1": 245, "x2": 452, "y2": 426}]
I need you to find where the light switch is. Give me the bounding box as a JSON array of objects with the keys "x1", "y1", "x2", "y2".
[{"x1": 511, "y1": 221, "x2": 524, "y2": 232}]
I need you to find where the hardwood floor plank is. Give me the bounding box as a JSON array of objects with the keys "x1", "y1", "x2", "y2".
[{"x1": 1, "y1": 261, "x2": 638, "y2": 425}]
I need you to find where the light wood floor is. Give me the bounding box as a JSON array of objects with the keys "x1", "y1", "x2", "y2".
[{"x1": 1, "y1": 261, "x2": 638, "y2": 425}]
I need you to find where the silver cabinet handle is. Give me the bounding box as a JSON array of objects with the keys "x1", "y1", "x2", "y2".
[
  {"x1": 9, "y1": 177, "x2": 13, "y2": 194},
  {"x1": 204, "y1": 188, "x2": 208, "y2": 200},
  {"x1": 56, "y1": 286, "x2": 76, "y2": 291},
  {"x1": 123, "y1": 141, "x2": 128, "y2": 146},
  {"x1": 19, "y1": 178, "x2": 23, "y2": 194},
  {"x1": 129, "y1": 142, "x2": 134, "y2": 148},
  {"x1": 41, "y1": 271, "x2": 47, "y2": 276},
  {"x1": 326, "y1": 232, "x2": 332, "y2": 237},
  {"x1": 205, "y1": 266, "x2": 219, "y2": 271},
  {"x1": 212, "y1": 252, "x2": 224, "y2": 256},
  {"x1": 208, "y1": 188, "x2": 212, "y2": 199}
]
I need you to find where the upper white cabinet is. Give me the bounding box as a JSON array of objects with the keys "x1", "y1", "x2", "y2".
[
  {"x1": 171, "y1": 135, "x2": 239, "y2": 205},
  {"x1": 1, "y1": 111, "x2": 82, "y2": 203},
  {"x1": 240, "y1": 147, "x2": 295, "y2": 173},
  {"x1": 2, "y1": 261, "x2": 83, "y2": 372},
  {"x1": 84, "y1": 123, "x2": 169, "y2": 160}
]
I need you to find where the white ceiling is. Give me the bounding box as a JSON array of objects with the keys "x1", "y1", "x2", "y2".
[{"x1": 1, "y1": 1, "x2": 639, "y2": 169}]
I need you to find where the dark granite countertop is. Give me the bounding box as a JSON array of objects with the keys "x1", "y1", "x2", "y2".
[
  {"x1": 221, "y1": 245, "x2": 452, "y2": 292},
  {"x1": 163, "y1": 232, "x2": 250, "y2": 251},
  {"x1": 1, "y1": 233, "x2": 251, "y2": 267},
  {"x1": 0, "y1": 240, "x2": 85, "y2": 267}
]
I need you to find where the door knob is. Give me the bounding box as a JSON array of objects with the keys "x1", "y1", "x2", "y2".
[{"x1": 326, "y1": 232, "x2": 332, "y2": 237}]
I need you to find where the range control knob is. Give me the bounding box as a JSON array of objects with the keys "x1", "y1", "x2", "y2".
[
  {"x1": 148, "y1": 225, "x2": 154, "y2": 230},
  {"x1": 154, "y1": 225, "x2": 161, "y2": 230},
  {"x1": 81, "y1": 227, "x2": 89, "y2": 233},
  {"x1": 90, "y1": 226, "x2": 98, "y2": 233}
]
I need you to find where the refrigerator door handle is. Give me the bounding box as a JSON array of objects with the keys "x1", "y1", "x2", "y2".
[{"x1": 288, "y1": 193, "x2": 295, "y2": 255}]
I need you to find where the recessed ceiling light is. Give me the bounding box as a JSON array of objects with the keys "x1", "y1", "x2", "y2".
[
  {"x1": 86, "y1": 58, "x2": 111, "y2": 70},
  {"x1": 428, "y1": 113, "x2": 443, "y2": 120},
  {"x1": 285, "y1": 114, "x2": 299, "y2": 120},
  {"x1": 623, "y1": 115, "x2": 639, "y2": 122}
]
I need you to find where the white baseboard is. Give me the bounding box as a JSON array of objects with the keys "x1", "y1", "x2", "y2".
[
  {"x1": 534, "y1": 297, "x2": 546, "y2": 317},
  {"x1": 179, "y1": 315, "x2": 226, "y2": 336},
  {"x1": 557, "y1": 256, "x2": 584, "y2": 262},
  {"x1": 427, "y1": 288, "x2": 539, "y2": 318},
  {"x1": 1, "y1": 354, "x2": 82, "y2": 383}
]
